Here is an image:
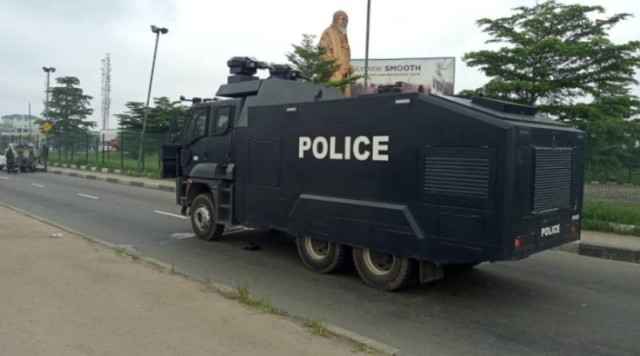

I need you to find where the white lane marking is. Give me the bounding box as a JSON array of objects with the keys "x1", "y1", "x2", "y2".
[
  {"x1": 0, "y1": 176, "x2": 9, "y2": 180},
  {"x1": 32, "y1": 183, "x2": 45, "y2": 188},
  {"x1": 77, "y1": 193, "x2": 99, "y2": 200},
  {"x1": 154, "y1": 210, "x2": 188, "y2": 220},
  {"x1": 170, "y1": 232, "x2": 195, "y2": 239}
]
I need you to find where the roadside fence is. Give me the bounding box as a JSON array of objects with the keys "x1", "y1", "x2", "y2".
[{"x1": 0, "y1": 131, "x2": 170, "y2": 177}]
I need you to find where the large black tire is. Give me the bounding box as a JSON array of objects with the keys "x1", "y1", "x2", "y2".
[
  {"x1": 353, "y1": 248, "x2": 414, "y2": 291},
  {"x1": 297, "y1": 236, "x2": 348, "y2": 273},
  {"x1": 190, "y1": 193, "x2": 224, "y2": 241}
]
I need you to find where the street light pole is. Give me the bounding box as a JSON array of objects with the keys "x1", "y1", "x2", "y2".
[
  {"x1": 138, "y1": 25, "x2": 169, "y2": 171},
  {"x1": 42, "y1": 66, "x2": 56, "y2": 172},
  {"x1": 364, "y1": 0, "x2": 371, "y2": 92},
  {"x1": 28, "y1": 102, "x2": 31, "y2": 140},
  {"x1": 43, "y1": 67, "x2": 55, "y2": 104}
]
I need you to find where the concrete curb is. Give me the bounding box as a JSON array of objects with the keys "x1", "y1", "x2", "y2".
[
  {"x1": 50, "y1": 162, "x2": 129, "y2": 177},
  {"x1": 46, "y1": 167, "x2": 175, "y2": 193},
  {"x1": 554, "y1": 241, "x2": 640, "y2": 264},
  {"x1": 0, "y1": 203, "x2": 399, "y2": 356},
  {"x1": 326, "y1": 325, "x2": 401, "y2": 355},
  {"x1": 577, "y1": 243, "x2": 640, "y2": 264}
]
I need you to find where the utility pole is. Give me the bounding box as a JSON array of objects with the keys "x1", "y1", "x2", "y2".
[
  {"x1": 138, "y1": 25, "x2": 169, "y2": 171},
  {"x1": 363, "y1": 0, "x2": 371, "y2": 92},
  {"x1": 42, "y1": 66, "x2": 56, "y2": 172},
  {"x1": 101, "y1": 54, "x2": 112, "y2": 130},
  {"x1": 28, "y1": 102, "x2": 31, "y2": 142},
  {"x1": 43, "y1": 67, "x2": 55, "y2": 105}
]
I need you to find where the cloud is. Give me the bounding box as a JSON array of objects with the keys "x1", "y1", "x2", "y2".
[{"x1": 1, "y1": 0, "x2": 638, "y2": 128}]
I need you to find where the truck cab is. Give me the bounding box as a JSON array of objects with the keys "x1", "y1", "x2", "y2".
[
  {"x1": 162, "y1": 57, "x2": 344, "y2": 241},
  {"x1": 180, "y1": 100, "x2": 237, "y2": 176}
]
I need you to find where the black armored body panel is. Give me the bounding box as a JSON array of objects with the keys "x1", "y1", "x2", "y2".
[{"x1": 164, "y1": 57, "x2": 585, "y2": 291}]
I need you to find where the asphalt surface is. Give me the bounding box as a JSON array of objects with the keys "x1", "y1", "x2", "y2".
[{"x1": 2, "y1": 172, "x2": 639, "y2": 356}]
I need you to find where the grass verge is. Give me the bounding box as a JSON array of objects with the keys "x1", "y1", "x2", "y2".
[
  {"x1": 304, "y1": 319, "x2": 329, "y2": 337},
  {"x1": 235, "y1": 284, "x2": 280, "y2": 314},
  {"x1": 583, "y1": 201, "x2": 640, "y2": 236},
  {"x1": 48, "y1": 153, "x2": 163, "y2": 179}
]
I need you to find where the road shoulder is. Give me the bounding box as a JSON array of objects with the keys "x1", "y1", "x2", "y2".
[{"x1": 0, "y1": 205, "x2": 389, "y2": 356}]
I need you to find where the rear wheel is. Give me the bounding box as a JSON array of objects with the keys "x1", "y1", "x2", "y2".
[
  {"x1": 353, "y1": 248, "x2": 414, "y2": 291},
  {"x1": 297, "y1": 236, "x2": 348, "y2": 273},
  {"x1": 190, "y1": 193, "x2": 224, "y2": 241}
]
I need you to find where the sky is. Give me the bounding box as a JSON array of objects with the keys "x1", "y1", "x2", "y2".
[{"x1": 1, "y1": 0, "x2": 639, "y2": 129}]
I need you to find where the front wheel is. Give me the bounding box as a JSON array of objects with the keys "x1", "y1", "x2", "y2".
[
  {"x1": 353, "y1": 248, "x2": 414, "y2": 291},
  {"x1": 190, "y1": 193, "x2": 224, "y2": 241},
  {"x1": 297, "y1": 236, "x2": 348, "y2": 273}
]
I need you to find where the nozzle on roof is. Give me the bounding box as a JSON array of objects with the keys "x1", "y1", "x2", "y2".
[
  {"x1": 269, "y1": 64, "x2": 307, "y2": 81},
  {"x1": 227, "y1": 57, "x2": 272, "y2": 84}
]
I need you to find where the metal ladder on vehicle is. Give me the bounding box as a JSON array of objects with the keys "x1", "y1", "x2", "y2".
[{"x1": 215, "y1": 181, "x2": 234, "y2": 225}]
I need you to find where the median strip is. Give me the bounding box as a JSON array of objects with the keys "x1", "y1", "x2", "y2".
[
  {"x1": 77, "y1": 193, "x2": 99, "y2": 200},
  {"x1": 45, "y1": 167, "x2": 175, "y2": 193}
]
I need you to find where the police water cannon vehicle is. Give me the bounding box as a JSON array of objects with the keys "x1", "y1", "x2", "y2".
[{"x1": 162, "y1": 56, "x2": 585, "y2": 291}]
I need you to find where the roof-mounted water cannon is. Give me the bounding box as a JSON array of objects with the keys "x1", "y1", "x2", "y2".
[
  {"x1": 227, "y1": 57, "x2": 272, "y2": 84},
  {"x1": 180, "y1": 95, "x2": 219, "y2": 104},
  {"x1": 269, "y1": 64, "x2": 308, "y2": 81},
  {"x1": 180, "y1": 95, "x2": 202, "y2": 104}
]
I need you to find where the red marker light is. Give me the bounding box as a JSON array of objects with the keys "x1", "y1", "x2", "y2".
[
  {"x1": 570, "y1": 224, "x2": 578, "y2": 235},
  {"x1": 514, "y1": 237, "x2": 522, "y2": 250}
]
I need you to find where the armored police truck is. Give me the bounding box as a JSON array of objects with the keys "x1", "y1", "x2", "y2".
[{"x1": 162, "y1": 57, "x2": 584, "y2": 291}]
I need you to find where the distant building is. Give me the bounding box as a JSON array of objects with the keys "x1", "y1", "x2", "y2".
[
  {"x1": 99, "y1": 129, "x2": 120, "y2": 142},
  {"x1": 0, "y1": 114, "x2": 41, "y2": 133}
]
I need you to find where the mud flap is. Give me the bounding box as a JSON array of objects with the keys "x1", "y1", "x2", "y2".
[{"x1": 419, "y1": 260, "x2": 444, "y2": 284}]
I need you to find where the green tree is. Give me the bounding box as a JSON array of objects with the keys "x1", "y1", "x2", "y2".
[
  {"x1": 116, "y1": 97, "x2": 187, "y2": 159},
  {"x1": 40, "y1": 77, "x2": 94, "y2": 160},
  {"x1": 286, "y1": 34, "x2": 361, "y2": 90},
  {"x1": 463, "y1": 0, "x2": 640, "y2": 175}
]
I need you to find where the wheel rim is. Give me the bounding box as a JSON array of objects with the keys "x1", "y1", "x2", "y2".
[
  {"x1": 362, "y1": 249, "x2": 395, "y2": 276},
  {"x1": 193, "y1": 205, "x2": 211, "y2": 231},
  {"x1": 304, "y1": 237, "x2": 330, "y2": 260}
]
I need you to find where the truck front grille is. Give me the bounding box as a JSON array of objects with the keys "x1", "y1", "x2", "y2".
[{"x1": 533, "y1": 148, "x2": 572, "y2": 212}]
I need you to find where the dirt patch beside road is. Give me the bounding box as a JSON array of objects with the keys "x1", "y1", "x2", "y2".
[{"x1": 0, "y1": 206, "x2": 369, "y2": 356}]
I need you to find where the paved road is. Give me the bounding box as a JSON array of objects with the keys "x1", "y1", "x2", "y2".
[{"x1": 2, "y1": 172, "x2": 639, "y2": 355}]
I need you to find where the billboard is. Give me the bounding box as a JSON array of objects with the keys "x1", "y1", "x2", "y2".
[{"x1": 350, "y1": 57, "x2": 455, "y2": 97}]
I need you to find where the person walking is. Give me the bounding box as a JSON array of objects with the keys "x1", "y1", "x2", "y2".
[{"x1": 5, "y1": 144, "x2": 16, "y2": 173}]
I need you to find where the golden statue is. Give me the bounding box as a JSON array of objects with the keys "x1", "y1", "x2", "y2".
[{"x1": 319, "y1": 10, "x2": 354, "y2": 97}]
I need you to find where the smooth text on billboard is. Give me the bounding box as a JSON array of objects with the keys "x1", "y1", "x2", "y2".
[{"x1": 350, "y1": 57, "x2": 455, "y2": 97}]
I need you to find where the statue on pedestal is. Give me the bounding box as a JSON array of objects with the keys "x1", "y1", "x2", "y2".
[{"x1": 319, "y1": 10, "x2": 354, "y2": 97}]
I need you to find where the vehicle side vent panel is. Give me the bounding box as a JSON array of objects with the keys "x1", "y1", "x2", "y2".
[
  {"x1": 533, "y1": 148, "x2": 572, "y2": 212},
  {"x1": 420, "y1": 147, "x2": 497, "y2": 210},
  {"x1": 424, "y1": 157, "x2": 489, "y2": 199}
]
